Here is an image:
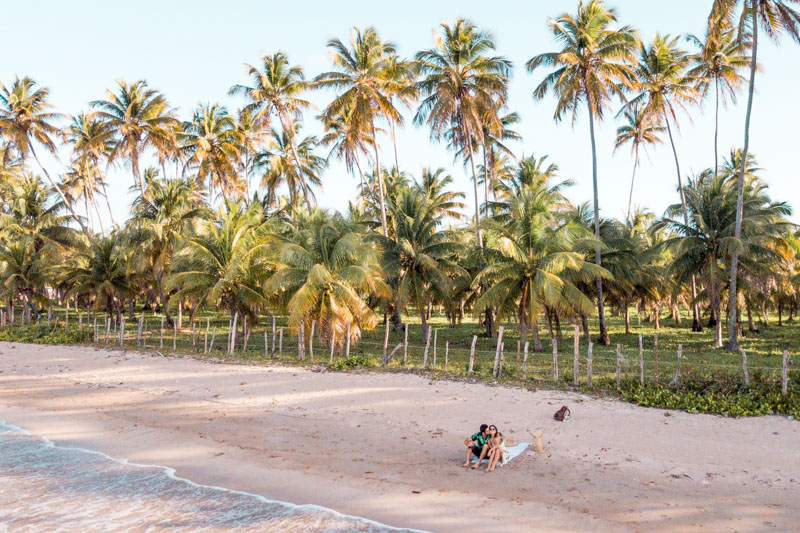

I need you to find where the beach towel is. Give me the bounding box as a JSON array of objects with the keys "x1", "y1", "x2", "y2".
[{"x1": 471, "y1": 442, "x2": 530, "y2": 466}]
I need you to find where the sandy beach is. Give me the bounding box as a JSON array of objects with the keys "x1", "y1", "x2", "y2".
[{"x1": 1, "y1": 341, "x2": 798, "y2": 532}]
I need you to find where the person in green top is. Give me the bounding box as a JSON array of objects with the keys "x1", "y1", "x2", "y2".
[{"x1": 463, "y1": 423, "x2": 491, "y2": 467}]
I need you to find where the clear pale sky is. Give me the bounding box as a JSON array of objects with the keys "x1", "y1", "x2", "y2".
[{"x1": 3, "y1": 0, "x2": 798, "y2": 224}]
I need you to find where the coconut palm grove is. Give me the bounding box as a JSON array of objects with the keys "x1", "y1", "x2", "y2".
[{"x1": 2, "y1": 0, "x2": 800, "y2": 415}]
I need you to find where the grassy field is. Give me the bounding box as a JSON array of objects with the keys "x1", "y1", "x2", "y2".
[
  {"x1": 2, "y1": 306, "x2": 796, "y2": 385},
  {"x1": 3, "y1": 306, "x2": 799, "y2": 417}
]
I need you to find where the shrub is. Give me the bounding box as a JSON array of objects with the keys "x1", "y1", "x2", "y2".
[
  {"x1": 0, "y1": 325, "x2": 93, "y2": 345},
  {"x1": 330, "y1": 354, "x2": 380, "y2": 370}
]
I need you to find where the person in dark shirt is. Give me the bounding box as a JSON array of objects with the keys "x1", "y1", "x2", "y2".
[{"x1": 463, "y1": 423, "x2": 490, "y2": 467}]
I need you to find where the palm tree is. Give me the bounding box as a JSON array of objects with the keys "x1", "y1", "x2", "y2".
[
  {"x1": 415, "y1": 18, "x2": 512, "y2": 249},
  {"x1": 710, "y1": 0, "x2": 800, "y2": 350},
  {"x1": 319, "y1": 100, "x2": 373, "y2": 192},
  {"x1": 90, "y1": 79, "x2": 178, "y2": 197},
  {"x1": 687, "y1": 24, "x2": 750, "y2": 178},
  {"x1": 0, "y1": 76, "x2": 88, "y2": 233},
  {"x1": 168, "y1": 200, "x2": 271, "y2": 323},
  {"x1": 527, "y1": 0, "x2": 638, "y2": 345},
  {"x1": 628, "y1": 33, "x2": 704, "y2": 332},
  {"x1": 180, "y1": 103, "x2": 243, "y2": 201},
  {"x1": 266, "y1": 210, "x2": 388, "y2": 348},
  {"x1": 380, "y1": 187, "x2": 465, "y2": 332},
  {"x1": 231, "y1": 51, "x2": 315, "y2": 215},
  {"x1": 129, "y1": 175, "x2": 206, "y2": 325},
  {"x1": 65, "y1": 113, "x2": 117, "y2": 226},
  {"x1": 255, "y1": 124, "x2": 326, "y2": 208},
  {"x1": 475, "y1": 176, "x2": 608, "y2": 351},
  {"x1": 415, "y1": 167, "x2": 466, "y2": 221},
  {"x1": 614, "y1": 102, "x2": 665, "y2": 218},
  {"x1": 235, "y1": 107, "x2": 268, "y2": 200},
  {"x1": 315, "y1": 28, "x2": 402, "y2": 236},
  {"x1": 65, "y1": 235, "x2": 135, "y2": 318}
]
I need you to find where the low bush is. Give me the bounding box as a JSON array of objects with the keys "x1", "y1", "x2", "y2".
[
  {"x1": 329, "y1": 354, "x2": 380, "y2": 370},
  {"x1": 0, "y1": 325, "x2": 92, "y2": 345}
]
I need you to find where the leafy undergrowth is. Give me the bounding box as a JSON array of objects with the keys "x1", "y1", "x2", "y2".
[
  {"x1": 614, "y1": 374, "x2": 800, "y2": 418},
  {"x1": 329, "y1": 353, "x2": 380, "y2": 370},
  {"x1": 0, "y1": 325, "x2": 92, "y2": 345}
]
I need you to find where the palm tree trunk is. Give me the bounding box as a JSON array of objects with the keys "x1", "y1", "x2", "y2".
[
  {"x1": 483, "y1": 146, "x2": 490, "y2": 219},
  {"x1": 586, "y1": 101, "x2": 610, "y2": 345},
  {"x1": 465, "y1": 140, "x2": 483, "y2": 248},
  {"x1": 29, "y1": 145, "x2": 89, "y2": 235},
  {"x1": 726, "y1": 7, "x2": 758, "y2": 352},
  {"x1": 370, "y1": 123, "x2": 389, "y2": 237},
  {"x1": 714, "y1": 75, "x2": 720, "y2": 179},
  {"x1": 101, "y1": 182, "x2": 116, "y2": 227},
  {"x1": 664, "y1": 113, "x2": 702, "y2": 332},
  {"x1": 389, "y1": 118, "x2": 401, "y2": 173},
  {"x1": 627, "y1": 148, "x2": 639, "y2": 220},
  {"x1": 280, "y1": 110, "x2": 314, "y2": 217},
  {"x1": 624, "y1": 300, "x2": 631, "y2": 335}
]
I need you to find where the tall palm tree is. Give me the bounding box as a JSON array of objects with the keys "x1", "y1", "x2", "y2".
[
  {"x1": 475, "y1": 176, "x2": 608, "y2": 351},
  {"x1": 415, "y1": 167, "x2": 466, "y2": 221},
  {"x1": 66, "y1": 113, "x2": 117, "y2": 226},
  {"x1": 180, "y1": 103, "x2": 243, "y2": 201},
  {"x1": 231, "y1": 52, "x2": 314, "y2": 215},
  {"x1": 129, "y1": 175, "x2": 206, "y2": 325},
  {"x1": 315, "y1": 28, "x2": 402, "y2": 236},
  {"x1": 90, "y1": 79, "x2": 178, "y2": 197},
  {"x1": 527, "y1": 0, "x2": 638, "y2": 345},
  {"x1": 628, "y1": 33, "x2": 704, "y2": 332},
  {"x1": 266, "y1": 210, "x2": 388, "y2": 348},
  {"x1": 255, "y1": 124, "x2": 326, "y2": 208},
  {"x1": 64, "y1": 235, "x2": 135, "y2": 318},
  {"x1": 319, "y1": 102, "x2": 373, "y2": 192},
  {"x1": 235, "y1": 107, "x2": 268, "y2": 200},
  {"x1": 710, "y1": 0, "x2": 800, "y2": 350},
  {"x1": 614, "y1": 102, "x2": 665, "y2": 218},
  {"x1": 0, "y1": 76, "x2": 88, "y2": 233},
  {"x1": 415, "y1": 18, "x2": 511, "y2": 249},
  {"x1": 687, "y1": 24, "x2": 750, "y2": 178},
  {"x1": 380, "y1": 187, "x2": 465, "y2": 332}
]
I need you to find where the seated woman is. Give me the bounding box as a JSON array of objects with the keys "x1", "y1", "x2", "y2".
[
  {"x1": 485, "y1": 430, "x2": 508, "y2": 472},
  {"x1": 471, "y1": 425, "x2": 498, "y2": 469}
]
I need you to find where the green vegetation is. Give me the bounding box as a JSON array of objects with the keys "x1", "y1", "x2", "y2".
[{"x1": 2, "y1": 2, "x2": 800, "y2": 418}]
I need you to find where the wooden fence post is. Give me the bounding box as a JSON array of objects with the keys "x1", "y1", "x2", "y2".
[
  {"x1": 638, "y1": 334, "x2": 644, "y2": 386},
  {"x1": 516, "y1": 340, "x2": 521, "y2": 378},
  {"x1": 498, "y1": 342, "x2": 505, "y2": 377},
  {"x1": 345, "y1": 322, "x2": 351, "y2": 359},
  {"x1": 329, "y1": 331, "x2": 336, "y2": 364},
  {"x1": 670, "y1": 344, "x2": 682, "y2": 387},
  {"x1": 445, "y1": 341, "x2": 449, "y2": 372},
  {"x1": 205, "y1": 318, "x2": 210, "y2": 354},
  {"x1": 468, "y1": 335, "x2": 477, "y2": 374},
  {"x1": 522, "y1": 341, "x2": 529, "y2": 380},
  {"x1": 403, "y1": 324, "x2": 408, "y2": 366},
  {"x1": 382, "y1": 320, "x2": 390, "y2": 361},
  {"x1": 104, "y1": 317, "x2": 109, "y2": 344},
  {"x1": 422, "y1": 326, "x2": 431, "y2": 370},
  {"x1": 654, "y1": 334, "x2": 659, "y2": 383},
  {"x1": 278, "y1": 328, "x2": 283, "y2": 358},
  {"x1": 298, "y1": 320, "x2": 305, "y2": 361},
  {"x1": 492, "y1": 326, "x2": 505, "y2": 377},
  {"x1": 573, "y1": 325, "x2": 579, "y2": 385},
  {"x1": 137, "y1": 313, "x2": 144, "y2": 346},
  {"x1": 741, "y1": 349, "x2": 750, "y2": 387},
  {"x1": 271, "y1": 316, "x2": 276, "y2": 357},
  {"x1": 173, "y1": 320, "x2": 178, "y2": 351},
  {"x1": 93, "y1": 317, "x2": 98, "y2": 343},
  {"x1": 309, "y1": 321, "x2": 315, "y2": 362},
  {"x1": 432, "y1": 329, "x2": 438, "y2": 369},
  {"x1": 782, "y1": 350, "x2": 789, "y2": 396},
  {"x1": 119, "y1": 317, "x2": 124, "y2": 346},
  {"x1": 228, "y1": 312, "x2": 238, "y2": 356},
  {"x1": 160, "y1": 317, "x2": 164, "y2": 349},
  {"x1": 192, "y1": 321, "x2": 197, "y2": 348},
  {"x1": 552, "y1": 339, "x2": 559, "y2": 382},
  {"x1": 616, "y1": 344, "x2": 622, "y2": 387},
  {"x1": 241, "y1": 317, "x2": 249, "y2": 357},
  {"x1": 264, "y1": 331, "x2": 269, "y2": 358},
  {"x1": 209, "y1": 327, "x2": 216, "y2": 353},
  {"x1": 587, "y1": 341, "x2": 593, "y2": 387}
]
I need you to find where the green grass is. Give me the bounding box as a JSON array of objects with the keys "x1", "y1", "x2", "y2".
[{"x1": 3, "y1": 306, "x2": 798, "y2": 417}]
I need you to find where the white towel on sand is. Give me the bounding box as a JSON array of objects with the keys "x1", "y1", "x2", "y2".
[{"x1": 471, "y1": 442, "x2": 530, "y2": 466}]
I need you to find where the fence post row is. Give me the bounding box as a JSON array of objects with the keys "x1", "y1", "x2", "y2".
[
  {"x1": 587, "y1": 341, "x2": 593, "y2": 387},
  {"x1": 468, "y1": 335, "x2": 477, "y2": 374},
  {"x1": 492, "y1": 326, "x2": 505, "y2": 378},
  {"x1": 522, "y1": 341, "x2": 529, "y2": 380}
]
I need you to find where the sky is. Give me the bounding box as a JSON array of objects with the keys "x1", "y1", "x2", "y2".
[{"x1": 2, "y1": 0, "x2": 799, "y2": 225}]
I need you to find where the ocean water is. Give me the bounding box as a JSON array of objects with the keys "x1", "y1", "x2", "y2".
[{"x1": 0, "y1": 421, "x2": 422, "y2": 532}]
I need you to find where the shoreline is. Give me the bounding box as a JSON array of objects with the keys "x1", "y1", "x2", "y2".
[{"x1": 2, "y1": 341, "x2": 799, "y2": 531}]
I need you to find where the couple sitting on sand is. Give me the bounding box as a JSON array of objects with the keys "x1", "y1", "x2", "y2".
[{"x1": 463, "y1": 424, "x2": 509, "y2": 472}]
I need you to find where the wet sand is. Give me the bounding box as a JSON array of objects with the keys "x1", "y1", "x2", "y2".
[{"x1": 1, "y1": 341, "x2": 798, "y2": 532}]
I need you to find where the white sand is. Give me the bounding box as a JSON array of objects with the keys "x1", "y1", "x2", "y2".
[{"x1": 1, "y1": 341, "x2": 798, "y2": 532}]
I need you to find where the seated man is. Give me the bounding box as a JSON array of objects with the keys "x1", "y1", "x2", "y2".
[{"x1": 463, "y1": 423, "x2": 490, "y2": 467}]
